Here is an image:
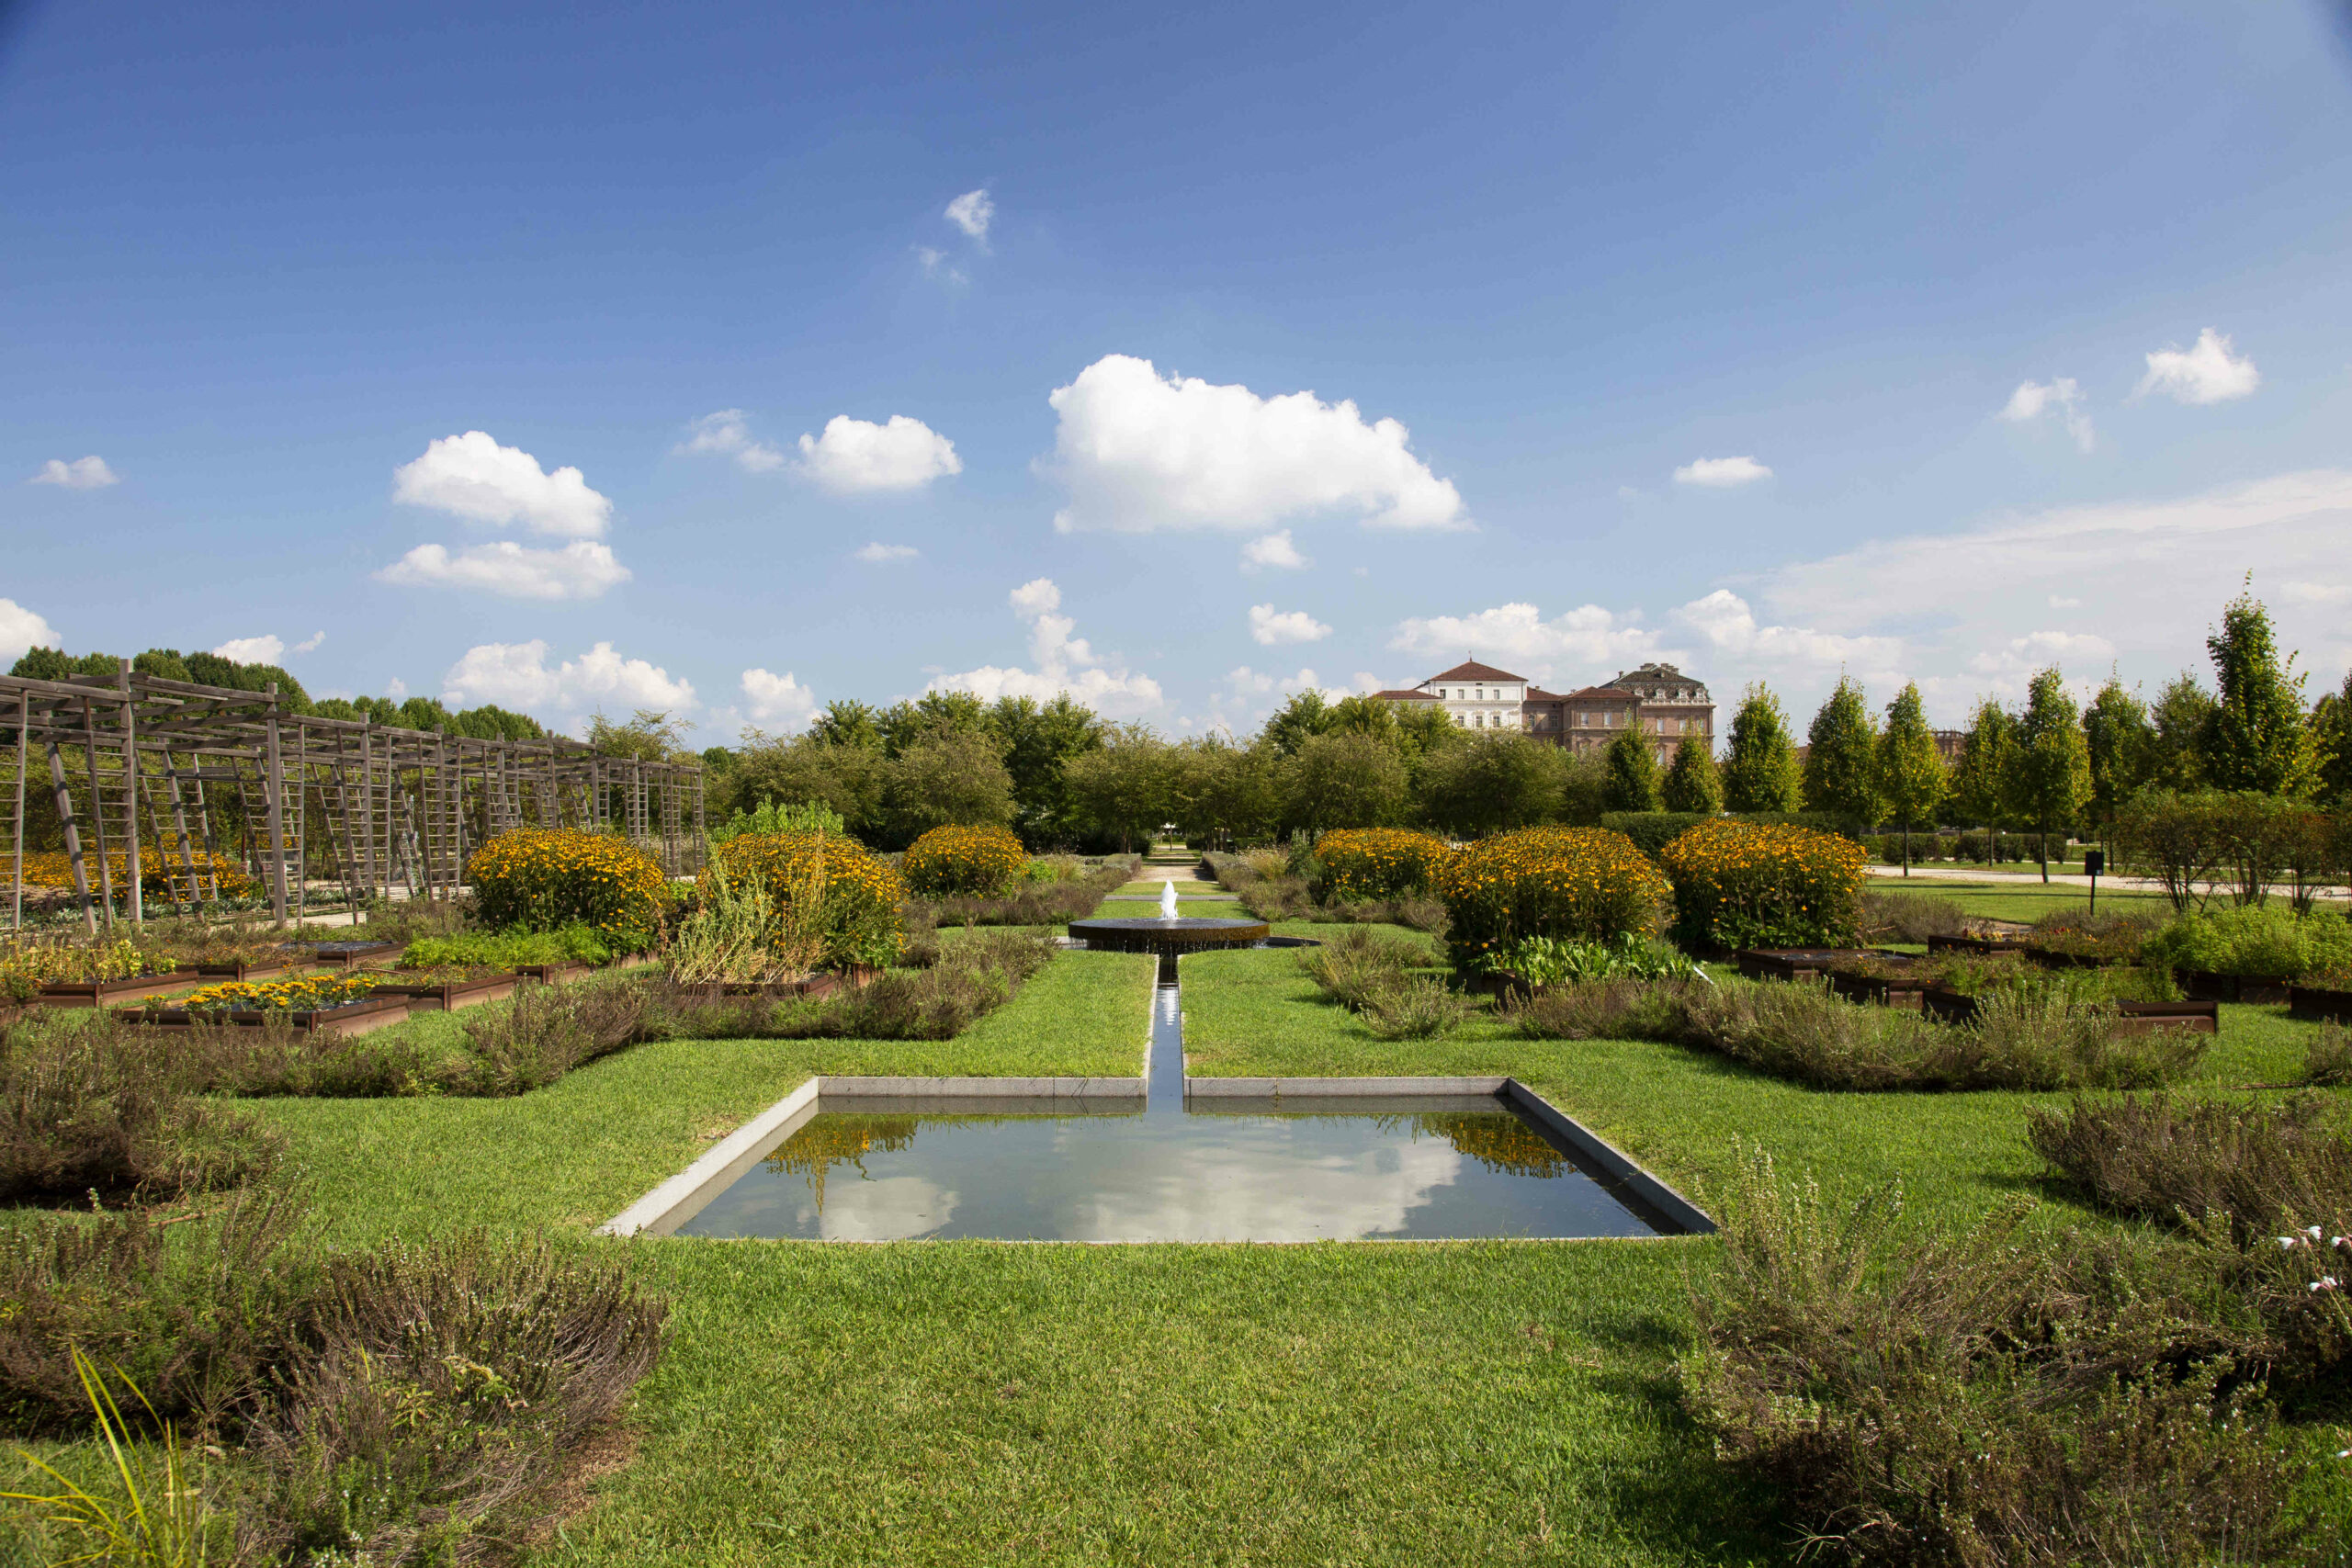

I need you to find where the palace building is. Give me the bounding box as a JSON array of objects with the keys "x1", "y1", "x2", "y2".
[{"x1": 1374, "y1": 660, "x2": 1714, "y2": 761}]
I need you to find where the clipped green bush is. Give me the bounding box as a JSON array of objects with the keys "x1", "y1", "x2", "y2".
[
  {"x1": 2140, "y1": 903, "x2": 2352, "y2": 981},
  {"x1": 1431, "y1": 826, "x2": 1668, "y2": 973},
  {"x1": 1658, "y1": 818, "x2": 1867, "y2": 952},
  {"x1": 1598, "y1": 812, "x2": 1712, "y2": 863},
  {"x1": 900, "y1": 823, "x2": 1027, "y2": 897}
]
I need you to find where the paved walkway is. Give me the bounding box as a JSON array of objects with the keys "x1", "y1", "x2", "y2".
[{"x1": 1866, "y1": 863, "x2": 2346, "y2": 904}]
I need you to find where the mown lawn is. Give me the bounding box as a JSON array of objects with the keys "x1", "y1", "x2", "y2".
[
  {"x1": 1864, "y1": 874, "x2": 2178, "y2": 924},
  {"x1": 216, "y1": 924, "x2": 2346, "y2": 1564}
]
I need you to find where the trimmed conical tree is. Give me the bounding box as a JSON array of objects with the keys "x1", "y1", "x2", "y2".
[
  {"x1": 1949, "y1": 698, "x2": 2014, "y2": 859},
  {"x1": 1876, "y1": 682, "x2": 1945, "y2": 874},
  {"x1": 1802, "y1": 676, "x2": 1882, "y2": 827},
  {"x1": 1722, "y1": 683, "x2": 1801, "y2": 812},
  {"x1": 2202, "y1": 584, "x2": 2318, "y2": 798},
  {"x1": 2002, "y1": 667, "x2": 2092, "y2": 884},
  {"x1": 1661, "y1": 733, "x2": 1723, "y2": 814},
  {"x1": 1602, "y1": 726, "x2": 1664, "y2": 812},
  {"x1": 2082, "y1": 674, "x2": 2153, "y2": 840}
]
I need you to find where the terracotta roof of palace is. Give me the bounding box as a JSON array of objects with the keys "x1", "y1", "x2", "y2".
[
  {"x1": 1426, "y1": 660, "x2": 1528, "y2": 683},
  {"x1": 1370, "y1": 688, "x2": 1439, "y2": 702}
]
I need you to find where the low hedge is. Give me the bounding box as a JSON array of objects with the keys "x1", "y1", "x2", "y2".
[
  {"x1": 901, "y1": 824, "x2": 1028, "y2": 898},
  {"x1": 2141, "y1": 903, "x2": 2352, "y2": 982},
  {"x1": 467, "y1": 829, "x2": 667, "y2": 950},
  {"x1": 1311, "y1": 828, "x2": 1450, "y2": 901},
  {"x1": 698, "y1": 831, "x2": 906, "y2": 969},
  {"x1": 1659, "y1": 818, "x2": 1867, "y2": 952},
  {"x1": 1431, "y1": 826, "x2": 1668, "y2": 972},
  {"x1": 1599, "y1": 812, "x2": 1712, "y2": 863}
]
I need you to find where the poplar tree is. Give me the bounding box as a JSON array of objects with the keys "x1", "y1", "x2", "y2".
[
  {"x1": 1602, "y1": 726, "x2": 1664, "y2": 812},
  {"x1": 2081, "y1": 674, "x2": 2154, "y2": 840},
  {"x1": 1949, "y1": 698, "x2": 2014, "y2": 855},
  {"x1": 1721, "y1": 683, "x2": 1801, "y2": 812},
  {"x1": 1661, "y1": 733, "x2": 1724, "y2": 814},
  {"x1": 2003, "y1": 667, "x2": 2092, "y2": 883},
  {"x1": 1876, "y1": 682, "x2": 1945, "y2": 874},
  {"x1": 1802, "y1": 675, "x2": 1882, "y2": 826},
  {"x1": 2312, "y1": 670, "x2": 2352, "y2": 807},
  {"x1": 2201, "y1": 584, "x2": 2318, "y2": 798}
]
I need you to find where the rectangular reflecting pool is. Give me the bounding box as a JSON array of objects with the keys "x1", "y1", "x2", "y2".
[{"x1": 638, "y1": 963, "x2": 1691, "y2": 1243}]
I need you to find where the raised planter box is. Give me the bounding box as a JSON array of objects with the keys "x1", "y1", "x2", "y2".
[
  {"x1": 1826, "y1": 968, "x2": 1928, "y2": 1010},
  {"x1": 39, "y1": 969, "x2": 201, "y2": 1008},
  {"x1": 2024, "y1": 945, "x2": 2134, "y2": 971},
  {"x1": 1927, "y1": 934, "x2": 2032, "y2": 957},
  {"x1": 2289, "y1": 983, "x2": 2352, "y2": 1024},
  {"x1": 367, "y1": 974, "x2": 521, "y2": 1011},
  {"x1": 2176, "y1": 969, "x2": 2292, "y2": 1006},
  {"x1": 291, "y1": 941, "x2": 405, "y2": 971},
  {"x1": 513, "y1": 961, "x2": 594, "y2": 985},
  {"x1": 1738, "y1": 949, "x2": 1870, "y2": 984},
  {"x1": 117, "y1": 995, "x2": 413, "y2": 1037},
  {"x1": 193, "y1": 958, "x2": 312, "y2": 982}
]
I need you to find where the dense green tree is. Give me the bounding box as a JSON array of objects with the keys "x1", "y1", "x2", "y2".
[
  {"x1": 1556, "y1": 750, "x2": 1610, "y2": 826},
  {"x1": 1063, "y1": 725, "x2": 1176, "y2": 851},
  {"x1": 586, "y1": 709, "x2": 696, "y2": 762},
  {"x1": 2145, "y1": 672, "x2": 2215, "y2": 792},
  {"x1": 1601, "y1": 727, "x2": 1663, "y2": 812},
  {"x1": 2081, "y1": 675, "x2": 2154, "y2": 837},
  {"x1": 1801, "y1": 675, "x2": 1882, "y2": 823},
  {"x1": 2201, "y1": 584, "x2": 2317, "y2": 798},
  {"x1": 131, "y1": 649, "x2": 193, "y2": 682},
  {"x1": 2312, "y1": 670, "x2": 2352, "y2": 807},
  {"x1": 1875, "y1": 682, "x2": 1945, "y2": 874},
  {"x1": 1391, "y1": 702, "x2": 1460, "y2": 765},
  {"x1": 1949, "y1": 698, "x2": 2014, "y2": 836},
  {"x1": 881, "y1": 728, "x2": 1017, "y2": 842},
  {"x1": 876, "y1": 691, "x2": 989, "y2": 756},
  {"x1": 1281, "y1": 730, "x2": 1408, "y2": 835},
  {"x1": 1261, "y1": 690, "x2": 1338, "y2": 758},
  {"x1": 1418, "y1": 731, "x2": 1558, "y2": 837},
  {"x1": 986, "y1": 694, "x2": 1102, "y2": 844},
  {"x1": 1720, "y1": 683, "x2": 1801, "y2": 812},
  {"x1": 2002, "y1": 668, "x2": 2092, "y2": 883},
  {"x1": 1169, "y1": 738, "x2": 1280, "y2": 850},
  {"x1": 808, "y1": 700, "x2": 883, "y2": 750},
  {"x1": 1659, "y1": 734, "x2": 1723, "y2": 815},
  {"x1": 1326, "y1": 694, "x2": 1398, "y2": 743},
  {"x1": 725, "y1": 736, "x2": 887, "y2": 836}
]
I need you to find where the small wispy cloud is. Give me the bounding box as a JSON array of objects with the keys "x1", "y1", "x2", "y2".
[
  {"x1": 1240, "y1": 530, "x2": 1308, "y2": 571},
  {"x1": 30, "y1": 456, "x2": 117, "y2": 490},
  {"x1": 2136, "y1": 328, "x2": 2259, "y2": 405},
  {"x1": 1672, "y1": 455, "x2": 1772, "y2": 488},
  {"x1": 2000, "y1": 378, "x2": 2095, "y2": 453},
  {"x1": 675, "y1": 410, "x2": 786, "y2": 473},
  {"x1": 944, "y1": 187, "x2": 994, "y2": 245},
  {"x1": 854, "y1": 542, "x2": 919, "y2": 563}
]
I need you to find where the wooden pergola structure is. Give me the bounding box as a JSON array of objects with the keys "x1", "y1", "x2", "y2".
[{"x1": 5, "y1": 664, "x2": 704, "y2": 932}]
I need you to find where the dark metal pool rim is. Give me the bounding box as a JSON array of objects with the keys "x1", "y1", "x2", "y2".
[{"x1": 1069, "y1": 916, "x2": 1272, "y2": 953}]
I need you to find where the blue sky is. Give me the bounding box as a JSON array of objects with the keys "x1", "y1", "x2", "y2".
[{"x1": 7, "y1": 1, "x2": 2352, "y2": 739}]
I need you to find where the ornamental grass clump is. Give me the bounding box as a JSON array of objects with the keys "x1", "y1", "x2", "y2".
[
  {"x1": 466, "y1": 828, "x2": 667, "y2": 952},
  {"x1": 1658, "y1": 818, "x2": 1866, "y2": 953},
  {"x1": 1681, "y1": 1146, "x2": 2335, "y2": 1566},
  {"x1": 1309, "y1": 828, "x2": 1449, "y2": 902},
  {"x1": 700, "y1": 830, "x2": 905, "y2": 970},
  {"x1": 901, "y1": 823, "x2": 1028, "y2": 898},
  {"x1": 1431, "y1": 826, "x2": 1668, "y2": 973}
]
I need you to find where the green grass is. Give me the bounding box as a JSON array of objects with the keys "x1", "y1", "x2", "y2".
[{"x1": 1869, "y1": 874, "x2": 2177, "y2": 925}]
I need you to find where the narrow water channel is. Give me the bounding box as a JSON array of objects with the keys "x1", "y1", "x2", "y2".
[{"x1": 669, "y1": 953, "x2": 1677, "y2": 1242}]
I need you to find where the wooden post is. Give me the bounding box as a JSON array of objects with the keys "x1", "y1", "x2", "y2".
[
  {"x1": 80, "y1": 697, "x2": 114, "y2": 931},
  {"x1": 264, "y1": 682, "x2": 288, "y2": 928},
  {"x1": 118, "y1": 660, "x2": 141, "y2": 926},
  {"x1": 46, "y1": 739, "x2": 96, "y2": 934}
]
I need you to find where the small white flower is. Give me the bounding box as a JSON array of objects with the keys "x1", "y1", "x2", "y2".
[
  {"x1": 2279, "y1": 1235, "x2": 2302, "y2": 1249},
  {"x1": 2310, "y1": 1277, "x2": 2340, "y2": 1293},
  {"x1": 2308, "y1": 1225, "x2": 2325, "y2": 1241}
]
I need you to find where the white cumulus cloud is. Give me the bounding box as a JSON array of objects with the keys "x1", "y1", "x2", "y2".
[
  {"x1": 441, "y1": 640, "x2": 695, "y2": 716},
  {"x1": 1044, "y1": 354, "x2": 1466, "y2": 534},
  {"x1": 1672, "y1": 456, "x2": 1772, "y2": 488},
  {"x1": 293, "y1": 630, "x2": 325, "y2": 654},
  {"x1": 931, "y1": 578, "x2": 1162, "y2": 716},
  {"x1": 2000, "y1": 378, "x2": 2094, "y2": 452},
  {"x1": 1388, "y1": 602, "x2": 1664, "y2": 682},
  {"x1": 741, "y1": 668, "x2": 818, "y2": 728},
  {"x1": 796, "y1": 415, "x2": 961, "y2": 494},
  {"x1": 676, "y1": 410, "x2": 786, "y2": 473},
  {"x1": 1241, "y1": 530, "x2": 1309, "y2": 570},
  {"x1": 211, "y1": 635, "x2": 286, "y2": 663},
  {"x1": 2136, "y1": 328, "x2": 2259, "y2": 405},
  {"x1": 854, "y1": 542, "x2": 919, "y2": 563},
  {"x1": 1672, "y1": 590, "x2": 1904, "y2": 680},
  {"x1": 1249, "y1": 604, "x2": 1332, "y2": 646},
  {"x1": 944, "y1": 187, "x2": 994, "y2": 243},
  {"x1": 378, "y1": 541, "x2": 629, "y2": 601},
  {"x1": 0, "y1": 599, "x2": 59, "y2": 658},
  {"x1": 392, "y1": 431, "x2": 611, "y2": 538},
  {"x1": 29, "y1": 456, "x2": 118, "y2": 490}
]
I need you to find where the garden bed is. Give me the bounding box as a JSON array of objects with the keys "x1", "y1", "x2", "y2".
[
  {"x1": 2287, "y1": 981, "x2": 2352, "y2": 1024},
  {"x1": 195, "y1": 957, "x2": 311, "y2": 982},
  {"x1": 36, "y1": 967, "x2": 201, "y2": 1007},
  {"x1": 288, "y1": 939, "x2": 406, "y2": 970},
  {"x1": 116, "y1": 994, "x2": 414, "y2": 1036},
  {"x1": 1825, "y1": 965, "x2": 1930, "y2": 1010},
  {"x1": 1736, "y1": 948, "x2": 1865, "y2": 983},
  {"x1": 367, "y1": 973, "x2": 524, "y2": 1011},
  {"x1": 1921, "y1": 987, "x2": 2219, "y2": 1034},
  {"x1": 1927, "y1": 932, "x2": 2033, "y2": 957},
  {"x1": 2175, "y1": 968, "x2": 2292, "y2": 1006}
]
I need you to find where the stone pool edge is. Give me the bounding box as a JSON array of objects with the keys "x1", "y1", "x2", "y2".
[{"x1": 595, "y1": 1072, "x2": 1713, "y2": 1239}]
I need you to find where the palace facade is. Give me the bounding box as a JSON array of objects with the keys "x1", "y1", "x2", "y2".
[{"x1": 1374, "y1": 660, "x2": 1714, "y2": 761}]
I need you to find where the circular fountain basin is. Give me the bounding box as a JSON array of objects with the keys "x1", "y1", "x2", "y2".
[{"x1": 1069, "y1": 916, "x2": 1272, "y2": 953}]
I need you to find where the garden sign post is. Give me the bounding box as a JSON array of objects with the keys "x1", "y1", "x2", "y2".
[{"x1": 2084, "y1": 848, "x2": 2104, "y2": 915}]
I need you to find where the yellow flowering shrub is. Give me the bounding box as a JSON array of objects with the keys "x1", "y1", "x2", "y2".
[
  {"x1": 17, "y1": 847, "x2": 254, "y2": 899},
  {"x1": 1658, "y1": 818, "x2": 1866, "y2": 952},
  {"x1": 467, "y1": 829, "x2": 667, "y2": 950},
  {"x1": 901, "y1": 824, "x2": 1028, "y2": 898},
  {"x1": 699, "y1": 830, "x2": 905, "y2": 969},
  {"x1": 1312, "y1": 828, "x2": 1449, "y2": 901},
  {"x1": 1431, "y1": 826, "x2": 1668, "y2": 971}
]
